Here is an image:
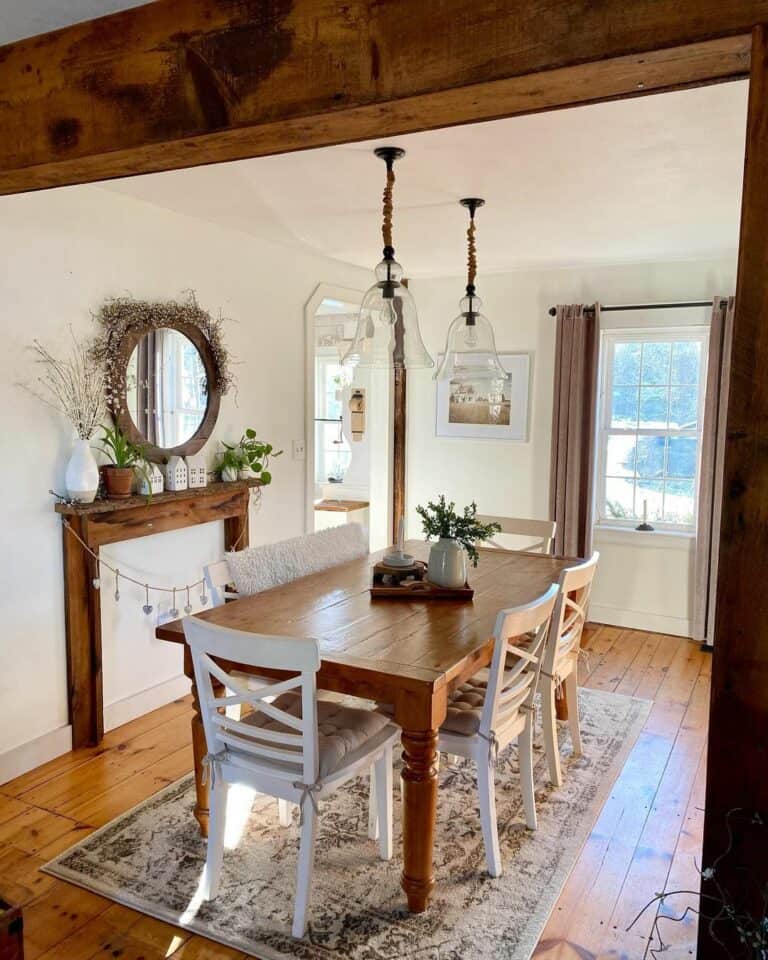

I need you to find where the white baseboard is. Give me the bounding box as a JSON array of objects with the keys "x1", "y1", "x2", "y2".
[
  {"x1": 0, "y1": 674, "x2": 192, "y2": 786},
  {"x1": 104, "y1": 674, "x2": 191, "y2": 732},
  {"x1": 0, "y1": 723, "x2": 73, "y2": 786},
  {"x1": 589, "y1": 603, "x2": 692, "y2": 638}
]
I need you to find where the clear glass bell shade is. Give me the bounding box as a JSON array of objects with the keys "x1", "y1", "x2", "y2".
[
  {"x1": 342, "y1": 258, "x2": 434, "y2": 369},
  {"x1": 434, "y1": 294, "x2": 507, "y2": 383}
]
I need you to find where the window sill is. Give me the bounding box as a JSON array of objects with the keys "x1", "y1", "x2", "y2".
[{"x1": 593, "y1": 525, "x2": 695, "y2": 551}]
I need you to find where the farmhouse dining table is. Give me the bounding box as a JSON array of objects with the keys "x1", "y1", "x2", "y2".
[{"x1": 156, "y1": 540, "x2": 575, "y2": 913}]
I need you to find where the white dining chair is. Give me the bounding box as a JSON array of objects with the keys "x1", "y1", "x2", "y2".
[
  {"x1": 183, "y1": 615, "x2": 399, "y2": 939},
  {"x1": 538, "y1": 552, "x2": 599, "y2": 787},
  {"x1": 437, "y1": 584, "x2": 559, "y2": 877},
  {"x1": 203, "y1": 558, "x2": 238, "y2": 608},
  {"x1": 476, "y1": 515, "x2": 557, "y2": 554}
]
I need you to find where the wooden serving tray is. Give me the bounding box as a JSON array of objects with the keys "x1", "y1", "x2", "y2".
[{"x1": 371, "y1": 560, "x2": 474, "y2": 601}]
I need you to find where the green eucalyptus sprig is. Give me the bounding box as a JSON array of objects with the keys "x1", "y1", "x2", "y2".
[{"x1": 416, "y1": 495, "x2": 500, "y2": 566}]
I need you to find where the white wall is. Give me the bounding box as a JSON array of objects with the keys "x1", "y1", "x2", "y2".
[
  {"x1": 406, "y1": 257, "x2": 737, "y2": 637},
  {"x1": 0, "y1": 184, "x2": 368, "y2": 780}
]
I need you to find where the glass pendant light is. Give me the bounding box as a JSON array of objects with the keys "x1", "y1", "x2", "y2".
[
  {"x1": 434, "y1": 198, "x2": 506, "y2": 383},
  {"x1": 342, "y1": 147, "x2": 433, "y2": 370}
]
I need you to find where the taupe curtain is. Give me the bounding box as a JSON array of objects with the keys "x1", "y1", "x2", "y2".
[
  {"x1": 135, "y1": 330, "x2": 157, "y2": 444},
  {"x1": 549, "y1": 304, "x2": 600, "y2": 558},
  {"x1": 693, "y1": 295, "x2": 735, "y2": 646}
]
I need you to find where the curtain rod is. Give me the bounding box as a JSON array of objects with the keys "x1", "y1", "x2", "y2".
[{"x1": 547, "y1": 299, "x2": 727, "y2": 316}]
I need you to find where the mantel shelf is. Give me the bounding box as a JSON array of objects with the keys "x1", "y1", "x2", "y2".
[
  {"x1": 54, "y1": 478, "x2": 263, "y2": 516},
  {"x1": 57, "y1": 477, "x2": 255, "y2": 750}
]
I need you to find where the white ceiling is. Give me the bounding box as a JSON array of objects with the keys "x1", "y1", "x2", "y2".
[
  {"x1": 1, "y1": 6, "x2": 747, "y2": 278},
  {"x1": 103, "y1": 82, "x2": 747, "y2": 277}
]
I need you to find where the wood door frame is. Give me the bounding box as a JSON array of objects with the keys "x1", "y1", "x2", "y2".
[{"x1": 2, "y1": 4, "x2": 767, "y2": 954}]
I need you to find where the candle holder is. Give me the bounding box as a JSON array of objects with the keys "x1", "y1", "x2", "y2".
[{"x1": 635, "y1": 497, "x2": 654, "y2": 532}]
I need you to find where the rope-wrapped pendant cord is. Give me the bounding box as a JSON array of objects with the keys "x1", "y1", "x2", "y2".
[
  {"x1": 467, "y1": 214, "x2": 477, "y2": 290},
  {"x1": 382, "y1": 165, "x2": 395, "y2": 250}
]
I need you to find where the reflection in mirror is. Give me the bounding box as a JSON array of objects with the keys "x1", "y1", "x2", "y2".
[{"x1": 126, "y1": 329, "x2": 208, "y2": 449}]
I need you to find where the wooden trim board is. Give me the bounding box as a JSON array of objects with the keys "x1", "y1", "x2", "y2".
[{"x1": 0, "y1": 4, "x2": 757, "y2": 194}]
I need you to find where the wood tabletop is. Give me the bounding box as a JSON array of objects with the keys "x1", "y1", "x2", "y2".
[{"x1": 157, "y1": 541, "x2": 574, "y2": 693}]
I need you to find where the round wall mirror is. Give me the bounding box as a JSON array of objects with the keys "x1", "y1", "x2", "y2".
[
  {"x1": 113, "y1": 321, "x2": 221, "y2": 462},
  {"x1": 126, "y1": 329, "x2": 208, "y2": 448}
]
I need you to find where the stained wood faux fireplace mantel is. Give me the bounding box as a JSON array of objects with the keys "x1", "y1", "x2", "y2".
[{"x1": 55, "y1": 479, "x2": 259, "y2": 748}]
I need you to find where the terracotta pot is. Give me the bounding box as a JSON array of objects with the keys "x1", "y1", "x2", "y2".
[{"x1": 103, "y1": 466, "x2": 135, "y2": 499}]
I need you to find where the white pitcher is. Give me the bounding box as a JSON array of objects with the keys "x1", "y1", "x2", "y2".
[{"x1": 427, "y1": 538, "x2": 467, "y2": 589}]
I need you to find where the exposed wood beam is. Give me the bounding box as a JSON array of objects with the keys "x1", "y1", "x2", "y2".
[
  {"x1": 0, "y1": 1, "x2": 759, "y2": 194},
  {"x1": 699, "y1": 24, "x2": 768, "y2": 957}
]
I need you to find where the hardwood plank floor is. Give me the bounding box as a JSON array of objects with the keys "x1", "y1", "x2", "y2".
[{"x1": 0, "y1": 626, "x2": 708, "y2": 960}]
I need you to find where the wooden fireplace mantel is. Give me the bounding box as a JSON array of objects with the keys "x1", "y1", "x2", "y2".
[{"x1": 55, "y1": 479, "x2": 259, "y2": 748}]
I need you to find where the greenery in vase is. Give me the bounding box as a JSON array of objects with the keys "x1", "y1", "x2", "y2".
[
  {"x1": 416, "y1": 495, "x2": 501, "y2": 566},
  {"x1": 219, "y1": 429, "x2": 283, "y2": 484},
  {"x1": 218, "y1": 447, "x2": 248, "y2": 476}
]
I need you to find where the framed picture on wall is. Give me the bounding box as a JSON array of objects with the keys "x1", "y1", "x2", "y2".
[{"x1": 435, "y1": 353, "x2": 531, "y2": 441}]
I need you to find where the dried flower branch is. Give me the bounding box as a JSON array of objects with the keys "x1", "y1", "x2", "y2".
[
  {"x1": 20, "y1": 331, "x2": 107, "y2": 439},
  {"x1": 90, "y1": 291, "x2": 234, "y2": 415}
]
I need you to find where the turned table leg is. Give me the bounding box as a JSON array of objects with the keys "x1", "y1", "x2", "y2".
[
  {"x1": 555, "y1": 680, "x2": 569, "y2": 721},
  {"x1": 400, "y1": 728, "x2": 439, "y2": 912}
]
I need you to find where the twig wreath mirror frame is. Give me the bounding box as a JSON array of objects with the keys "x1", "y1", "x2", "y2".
[{"x1": 91, "y1": 292, "x2": 234, "y2": 463}]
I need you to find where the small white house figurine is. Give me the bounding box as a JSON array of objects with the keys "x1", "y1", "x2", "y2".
[
  {"x1": 137, "y1": 461, "x2": 164, "y2": 497},
  {"x1": 162, "y1": 456, "x2": 188, "y2": 491},
  {"x1": 185, "y1": 453, "x2": 207, "y2": 488}
]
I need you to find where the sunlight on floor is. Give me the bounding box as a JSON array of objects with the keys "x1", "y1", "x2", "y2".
[
  {"x1": 224, "y1": 783, "x2": 258, "y2": 849},
  {"x1": 178, "y1": 869, "x2": 208, "y2": 927},
  {"x1": 164, "y1": 934, "x2": 186, "y2": 957}
]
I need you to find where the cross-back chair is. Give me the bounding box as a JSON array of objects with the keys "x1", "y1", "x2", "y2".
[
  {"x1": 476, "y1": 515, "x2": 557, "y2": 554},
  {"x1": 183, "y1": 616, "x2": 399, "y2": 939},
  {"x1": 437, "y1": 584, "x2": 560, "y2": 877},
  {"x1": 539, "y1": 552, "x2": 599, "y2": 787},
  {"x1": 203, "y1": 558, "x2": 238, "y2": 608}
]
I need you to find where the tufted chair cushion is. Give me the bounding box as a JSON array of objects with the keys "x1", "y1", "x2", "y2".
[
  {"x1": 241, "y1": 694, "x2": 397, "y2": 778},
  {"x1": 439, "y1": 676, "x2": 491, "y2": 736}
]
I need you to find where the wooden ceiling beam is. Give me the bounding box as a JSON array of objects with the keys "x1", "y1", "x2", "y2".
[{"x1": 0, "y1": 0, "x2": 761, "y2": 194}]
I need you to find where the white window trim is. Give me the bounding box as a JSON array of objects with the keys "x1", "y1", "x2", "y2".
[{"x1": 594, "y1": 325, "x2": 709, "y2": 534}]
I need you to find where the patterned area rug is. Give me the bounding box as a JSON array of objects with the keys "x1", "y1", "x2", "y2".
[{"x1": 44, "y1": 689, "x2": 650, "y2": 960}]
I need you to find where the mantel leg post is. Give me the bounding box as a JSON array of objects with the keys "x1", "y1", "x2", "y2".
[
  {"x1": 224, "y1": 489, "x2": 250, "y2": 552},
  {"x1": 62, "y1": 516, "x2": 103, "y2": 748}
]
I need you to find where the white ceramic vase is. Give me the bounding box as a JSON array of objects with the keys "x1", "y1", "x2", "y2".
[
  {"x1": 427, "y1": 537, "x2": 468, "y2": 589},
  {"x1": 65, "y1": 438, "x2": 100, "y2": 503},
  {"x1": 221, "y1": 465, "x2": 240, "y2": 482}
]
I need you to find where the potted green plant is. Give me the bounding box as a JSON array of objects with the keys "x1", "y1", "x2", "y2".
[
  {"x1": 218, "y1": 446, "x2": 247, "y2": 482},
  {"x1": 416, "y1": 496, "x2": 501, "y2": 588},
  {"x1": 219, "y1": 429, "x2": 283, "y2": 484},
  {"x1": 98, "y1": 424, "x2": 147, "y2": 499}
]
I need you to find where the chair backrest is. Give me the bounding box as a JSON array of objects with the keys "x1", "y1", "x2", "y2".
[
  {"x1": 203, "y1": 559, "x2": 238, "y2": 608},
  {"x1": 183, "y1": 616, "x2": 321, "y2": 785},
  {"x1": 480, "y1": 583, "x2": 560, "y2": 739},
  {"x1": 225, "y1": 522, "x2": 369, "y2": 596},
  {"x1": 543, "y1": 552, "x2": 600, "y2": 676},
  {"x1": 476, "y1": 515, "x2": 557, "y2": 554}
]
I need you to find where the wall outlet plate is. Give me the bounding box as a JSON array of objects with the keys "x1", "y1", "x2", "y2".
[{"x1": 292, "y1": 439, "x2": 306, "y2": 460}]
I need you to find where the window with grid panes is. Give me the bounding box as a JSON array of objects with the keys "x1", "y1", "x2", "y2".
[{"x1": 595, "y1": 329, "x2": 708, "y2": 531}]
